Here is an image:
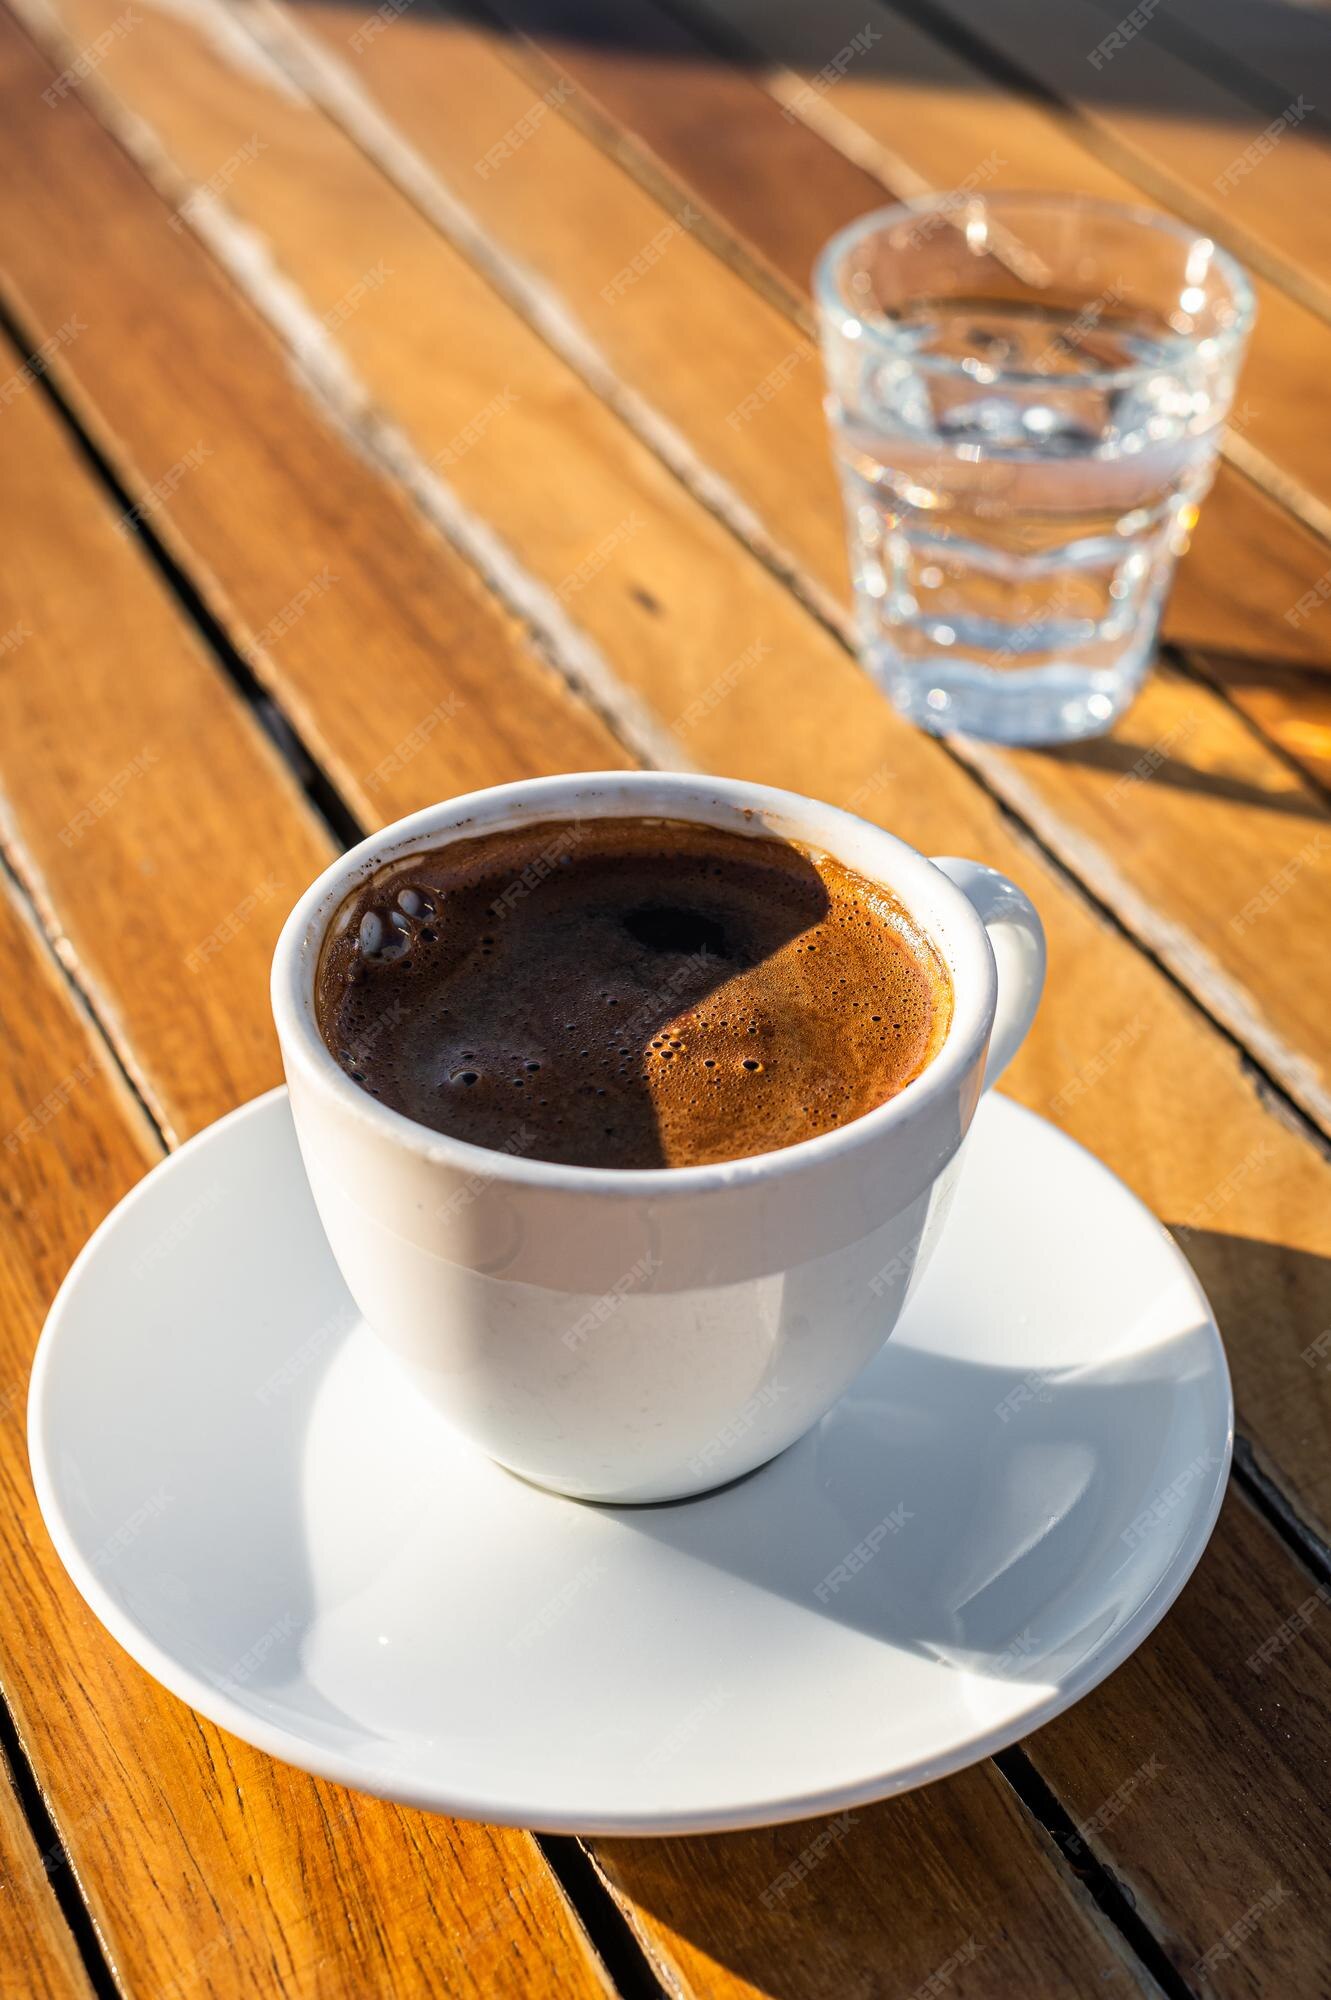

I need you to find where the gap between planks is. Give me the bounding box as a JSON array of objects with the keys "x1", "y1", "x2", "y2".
[
  {"x1": 0, "y1": 1631, "x2": 121, "y2": 2000},
  {"x1": 0, "y1": 855, "x2": 157, "y2": 2000},
  {"x1": 991, "y1": 1747, "x2": 1198, "y2": 2000}
]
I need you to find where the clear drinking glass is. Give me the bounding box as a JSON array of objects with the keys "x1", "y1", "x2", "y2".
[{"x1": 814, "y1": 194, "x2": 1254, "y2": 745}]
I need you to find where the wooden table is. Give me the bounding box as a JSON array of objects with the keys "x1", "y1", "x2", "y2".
[{"x1": 3, "y1": 0, "x2": 1331, "y2": 1991}]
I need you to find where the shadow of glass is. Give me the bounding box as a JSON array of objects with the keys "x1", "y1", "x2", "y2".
[
  {"x1": 1035, "y1": 728, "x2": 1327, "y2": 816},
  {"x1": 1189, "y1": 654, "x2": 1331, "y2": 786}
]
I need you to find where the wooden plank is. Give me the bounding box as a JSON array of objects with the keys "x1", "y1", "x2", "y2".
[
  {"x1": 452, "y1": 0, "x2": 1129, "y2": 294},
  {"x1": 594, "y1": 1763, "x2": 1149, "y2": 1999},
  {"x1": 1027, "y1": 1489, "x2": 1331, "y2": 1996},
  {"x1": 0, "y1": 1748, "x2": 94, "y2": 2000},
  {"x1": 0, "y1": 12, "x2": 624, "y2": 831},
  {"x1": 0, "y1": 344, "x2": 614, "y2": 1995},
  {"x1": 14, "y1": 11, "x2": 1331, "y2": 1993},
  {"x1": 1173, "y1": 459, "x2": 1331, "y2": 678},
  {"x1": 1199, "y1": 655, "x2": 1331, "y2": 792},
  {"x1": 0, "y1": 326, "x2": 333, "y2": 1144}
]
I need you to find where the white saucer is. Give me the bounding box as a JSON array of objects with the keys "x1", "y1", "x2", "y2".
[{"x1": 30, "y1": 1088, "x2": 1231, "y2": 1835}]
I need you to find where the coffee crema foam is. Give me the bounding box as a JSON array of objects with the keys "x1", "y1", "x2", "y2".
[{"x1": 314, "y1": 817, "x2": 952, "y2": 1170}]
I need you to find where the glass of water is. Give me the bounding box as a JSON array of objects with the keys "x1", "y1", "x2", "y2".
[{"x1": 814, "y1": 194, "x2": 1254, "y2": 745}]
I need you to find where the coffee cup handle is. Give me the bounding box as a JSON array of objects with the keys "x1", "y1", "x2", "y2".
[{"x1": 931, "y1": 858, "x2": 1046, "y2": 1091}]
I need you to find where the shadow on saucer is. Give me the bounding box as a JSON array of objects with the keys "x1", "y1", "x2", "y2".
[{"x1": 602, "y1": 1333, "x2": 1211, "y2": 1683}]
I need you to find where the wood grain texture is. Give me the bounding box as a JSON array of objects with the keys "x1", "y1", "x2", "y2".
[
  {"x1": 4, "y1": 7, "x2": 1331, "y2": 1996},
  {"x1": 210, "y1": 4, "x2": 1331, "y2": 1137},
  {"x1": 1027, "y1": 1489, "x2": 1331, "y2": 1997},
  {"x1": 321, "y1": 0, "x2": 1331, "y2": 690},
  {"x1": 594, "y1": 1763, "x2": 1147, "y2": 1999},
  {"x1": 0, "y1": 364, "x2": 614, "y2": 1996},
  {"x1": 10, "y1": 8, "x2": 1331, "y2": 1993},
  {"x1": 0, "y1": 870, "x2": 615, "y2": 1998},
  {"x1": 0, "y1": 9, "x2": 624, "y2": 830},
  {"x1": 0, "y1": 1744, "x2": 95, "y2": 2000},
  {"x1": 0, "y1": 323, "x2": 334, "y2": 1144},
  {"x1": 0, "y1": 31, "x2": 1157, "y2": 2000},
  {"x1": 494, "y1": 0, "x2": 1331, "y2": 561},
  {"x1": 598, "y1": 1493, "x2": 1331, "y2": 1999},
  {"x1": 18, "y1": 0, "x2": 1331, "y2": 1539},
  {"x1": 1172, "y1": 462, "x2": 1331, "y2": 681},
  {"x1": 1200, "y1": 654, "x2": 1331, "y2": 792},
  {"x1": 486, "y1": 0, "x2": 1331, "y2": 787}
]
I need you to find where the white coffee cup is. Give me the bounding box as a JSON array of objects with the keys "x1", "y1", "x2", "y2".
[{"x1": 271, "y1": 772, "x2": 1044, "y2": 1503}]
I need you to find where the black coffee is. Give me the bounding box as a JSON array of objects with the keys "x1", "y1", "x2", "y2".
[{"x1": 315, "y1": 817, "x2": 951, "y2": 1169}]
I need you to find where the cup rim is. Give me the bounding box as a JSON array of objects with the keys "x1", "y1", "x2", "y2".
[
  {"x1": 812, "y1": 190, "x2": 1257, "y2": 389},
  {"x1": 271, "y1": 772, "x2": 998, "y2": 1196}
]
